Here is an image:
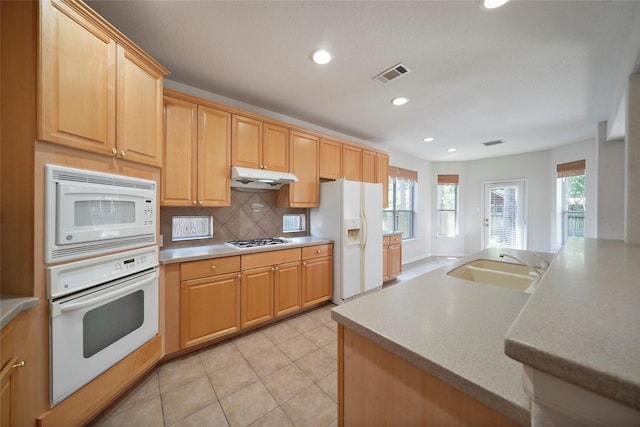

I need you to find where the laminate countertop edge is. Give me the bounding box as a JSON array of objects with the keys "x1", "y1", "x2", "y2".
[
  {"x1": 159, "y1": 236, "x2": 334, "y2": 264},
  {"x1": 1, "y1": 296, "x2": 39, "y2": 329}
]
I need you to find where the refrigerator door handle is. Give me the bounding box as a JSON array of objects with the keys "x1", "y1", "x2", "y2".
[{"x1": 361, "y1": 212, "x2": 367, "y2": 249}]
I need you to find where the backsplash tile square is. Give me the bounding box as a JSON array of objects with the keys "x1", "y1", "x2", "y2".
[{"x1": 160, "y1": 189, "x2": 307, "y2": 249}]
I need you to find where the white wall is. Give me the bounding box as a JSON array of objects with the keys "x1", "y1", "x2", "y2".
[
  {"x1": 463, "y1": 151, "x2": 552, "y2": 254},
  {"x1": 387, "y1": 151, "x2": 432, "y2": 263},
  {"x1": 430, "y1": 162, "x2": 466, "y2": 256},
  {"x1": 549, "y1": 139, "x2": 598, "y2": 251},
  {"x1": 598, "y1": 133, "x2": 625, "y2": 240}
]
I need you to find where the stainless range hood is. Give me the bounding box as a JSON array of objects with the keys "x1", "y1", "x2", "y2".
[{"x1": 230, "y1": 166, "x2": 298, "y2": 190}]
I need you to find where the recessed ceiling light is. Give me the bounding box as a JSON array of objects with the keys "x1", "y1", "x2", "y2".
[
  {"x1": 423, "y1": 137, "x2": 435, "y2": 142},
  {"x1": 448, "y1": 148, "x2": 457, "y2": 152},
  {"x1": 391, "y1": 97, "x2": 409, "y2": 106},
  {"x1": 310, "y1": 49, "x2": 332, "y2": 65},
  {"x1": 481, "y1": 0, "x2": 510, "y2": 9}
]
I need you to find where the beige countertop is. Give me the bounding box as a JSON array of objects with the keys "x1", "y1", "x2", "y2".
[
  {"x1": 383, "y1": 231, "x2": 402, "y2": 236},
  {"x1": 1, "y1": 295, "x2": 39, "y2": 329},
  {"x1": 505, "y1": 238, "x2": 640, "y2": 410},
  {"x1": 332, "y1": 247, "x2": 541, "y2": 426},
  {"x1": 160, "y1": 236, "x2": 334, "y2": 264}
]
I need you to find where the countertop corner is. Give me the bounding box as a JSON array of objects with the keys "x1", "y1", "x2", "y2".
[{"x1": 1, "y1": 295, "x2": 39, "y2": 329}]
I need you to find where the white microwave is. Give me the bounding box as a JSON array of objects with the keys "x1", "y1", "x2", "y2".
[{"x1": 45, "y1": 165, "x2": 157, "y2": 264}]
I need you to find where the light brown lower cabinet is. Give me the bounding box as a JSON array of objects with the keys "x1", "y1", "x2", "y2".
[
  {"x1": 301, "y1": 244, "x2": 333, "y2": 307},
  {"x1": 338, "y1": 326, "x2": 520, "y2": 427},
  {"x1": 383, "y1": 233, "x2": 402, "y2": 282},
  {"x1": 274, "y1": 261, "x2": 303, "y2": 317},
  {"x1": 241, "y1": 266, "x2": 275, "y2": 328},
  {"x1": 179, "y1": 256, "x2": 241, "y2": 348},
  {"x1": 1, "y1": 321, "x2": 20, "y2": 427}
]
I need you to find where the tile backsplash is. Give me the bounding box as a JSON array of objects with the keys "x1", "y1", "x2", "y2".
[{"x1": 160, "y1": 189, "x2": 308, "y2": 249}]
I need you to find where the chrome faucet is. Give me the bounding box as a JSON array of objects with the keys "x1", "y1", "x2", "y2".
[{"x1": 498, "y1": 253, "x2": 543, "y2": 278}]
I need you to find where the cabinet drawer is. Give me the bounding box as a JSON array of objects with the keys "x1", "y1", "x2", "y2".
[
  {"x1": 302, "y1": 244, "x2": 333, "y2": 260},
  {"x1": 241, "y1": 248, "x2": 301, "y2": 270},
  {"x1": 389, "y1": 234, "x2": 402, "y2": 245},
  {"x1": 181, "y1": 256, "x2": 241, "y2": 281},
  {"x1": 383, "y1": 236, "x2": 390, "y2": 246}
]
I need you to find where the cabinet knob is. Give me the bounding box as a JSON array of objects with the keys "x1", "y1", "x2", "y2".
[
  {"x1": 263, "y1": 165, "x2": 268, "y2": 170},
  {"x1": 272, "y1": 267, "x2": 276, "y2": 271},
  {"x1": 120, "y1": 150, "x2": 126, "y2": 157},
  {"x1": 210, "y1": 265, "x2": 216, "y2": 270},
  {"x1": 316, "y1": 249, "x2": 321, "y2": 254},
  {"x1": 111, "y1": 148, "x2": 117, "y2": 155},
  {"x1": 303, "y1": 262, "x2": 307, "y2": 266},
  {"x1": 237, "y1": 274, "x2": 241, "y2": 279},
  {"x1": 12, "y1": 360, "x2": 25, "y2": 369},
  {"x1": 198, "y1": 201, "x2": 203, "y2": 206},
  {"x1": 192, "y1": 201, "x2": 197, "y2": 206}
]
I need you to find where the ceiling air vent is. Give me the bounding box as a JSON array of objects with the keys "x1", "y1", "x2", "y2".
[
  {"x1": 483, "y1": 140, "x2": 504, "y2": 147},
  {"x1": 373, "y1": 63, "x2": 411, "y2": 84}
]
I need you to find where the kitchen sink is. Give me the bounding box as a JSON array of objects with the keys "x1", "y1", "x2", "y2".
[{"x1": 447, "y1": 259, "x2": 539, "y2": 292}]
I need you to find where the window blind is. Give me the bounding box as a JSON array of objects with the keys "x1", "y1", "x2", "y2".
[
  {"x1": 557, "y1": 160, "x2": 585, "y2": 178},
  {"x1": 437, "y1": 174, "x2": 459, "y2": 185},
  {"x1": 389, "y1": 165, "x2": 418, "y2": 182}
]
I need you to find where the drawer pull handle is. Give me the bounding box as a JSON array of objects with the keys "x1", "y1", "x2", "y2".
[
  {"x1": 12, "y1": 361, "x2": 25, "y2": 369},
  {"x1": 316, "y1": 249, "x2": 321, "y2": 254},
  {"x1": 210, "y1": 266, "x2": 216, "y2": 270}
]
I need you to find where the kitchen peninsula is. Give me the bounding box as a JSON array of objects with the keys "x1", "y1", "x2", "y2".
[{"x1": 332, "y1": 238, "x2": 640, "y2": 426}]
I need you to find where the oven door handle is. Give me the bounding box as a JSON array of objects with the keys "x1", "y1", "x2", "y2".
[{"x1": 59, "y1": 271, "x2": 158, "y2": 313}]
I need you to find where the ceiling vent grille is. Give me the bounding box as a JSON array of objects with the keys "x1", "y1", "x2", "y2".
[
  {"x1": 373, "y1": 63, "x2": 411, "y2": 83},
  {"x1": 483, "y1": 140, "x2": 504, "y2": 147}
]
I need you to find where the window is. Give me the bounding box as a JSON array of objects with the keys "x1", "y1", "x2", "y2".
[
  {"x1": 383, "y1": 166, "x2": 417, "y2": 239},
  {"x1": 172, "y1": 216, "x2": 213, "y2": 241},
  {"x1": 436, "y1": 174, "x2": 458, "y2": 237},
  {"x1": 282, "y1": 214, "x2": 306, "y2": 233},
  {"x1": 557, "y1": 160, "x2": 586, "y2": 243}
]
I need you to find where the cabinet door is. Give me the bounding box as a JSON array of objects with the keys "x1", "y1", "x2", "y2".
[
  {"x1": 116, "y1": 45, "x2": 164, "y2": 166},
  {"x1": 319, "y1": 139, "x2": 342, "y2": 180},
  {"x1": 343, "y1": 145, "x2": 363, "y2": 181},
  {"x1": 383, "y1": 245, "x2": 389, "y2": 281},
  {"x1": 39, "y1": 0, "x2": 116, "y2": 154},
  {"x1": 231, "y1": 115, "x2": 262, "y2": 169},
  {"x1": 198, "y1": 106, "x2": 232, "y2": 206},
  {"x1": 263, "y1": 123, "x2": 289, "y2": 172},
  {"x1": 180, "y1": 272, "x2": 241, "y2": 348},
  {"x1": 283, "y1": 131, "x2": 319, "y2": 207},
  {"x1": 162, "y1": 96, "x2": 197, "y2": 206},
  {"x1": 388, "y1": 244, "x2": 402, "y2": 278},
  {"x1": 241, "y1": 267, "x2": 274, "y2": 328},
  {"x1": 362, "y1": 150, "x2": 377, "y2": 183},
  {"x1": 376, "y1": 153, "x2": 390, "y2": 208},
  {"x1": 274, "y1": 261, "x2": 302, "y2": 317},
  {"x1": 302, "y1": 256, "x2": 332, "y2": 307}
]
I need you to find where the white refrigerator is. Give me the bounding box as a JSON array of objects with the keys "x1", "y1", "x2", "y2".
[{"x1": 310, "y1": 180, "x2": 383, "y2": 304}]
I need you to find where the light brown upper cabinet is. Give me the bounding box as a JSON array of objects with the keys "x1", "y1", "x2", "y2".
[
  {"x1": 39, "y1": 0, "x2": 167, "y2": 167},
  {"x1": 162, "y1": 94, "x2": 231, "y2": 207},
  {"x1": 342, "y1": 145, "x2": 363, "y2": 181},
  {"x1": 376, "y1": 153, "x2": 390, "y2": 208},
  {"x1": 232, "y1": 115, "x2": 289, "y2": 172},
  {"x1": 278, "y1": 131, "x2": 319, "y2": 207},
  {"x1": 362, "y1": 149, "x2": 377, "y2": 183},
  {"x1": 319, "y1": 138, "x2": 343, "y2": 180}
]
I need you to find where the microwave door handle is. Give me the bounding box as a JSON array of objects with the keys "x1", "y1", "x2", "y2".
[{"x1": 59, "y1": 271, "x2": 158, "y2": 313}]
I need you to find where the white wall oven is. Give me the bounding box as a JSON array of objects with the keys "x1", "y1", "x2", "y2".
[
  {"x1": 45, "y1": 164, "x2": 156, "y2": 264},
  {"x1": 47, "y1": 246, "x2": 159, "y2": 406}
]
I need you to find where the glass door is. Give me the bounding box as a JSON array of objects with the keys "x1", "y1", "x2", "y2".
[{"x1": 483, "y1": 181, "x2": 526, "y2": 249}]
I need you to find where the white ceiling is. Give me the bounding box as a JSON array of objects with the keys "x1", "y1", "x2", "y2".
[{"x1": 87, "y1": 0, "x2": 640, "y2": 162}]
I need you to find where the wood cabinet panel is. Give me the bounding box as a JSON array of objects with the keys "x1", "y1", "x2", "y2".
[
  {"x1": 342, "y1": 145, "x2": 363, "y2": 181},
  {"x1": 116, "y1": 45, "x2": 163, "y2": 166},
  {"x1": 162, "y1": 96, "x2": 197, "y2": 205},
  {"x1": 162, "y1": 94, "x2": 231, "y2": 207},
  {"x1": 241, "y1": 267, "x2": 274, "y2": 328},
  {"x1": 231, "y1": 114, "x2": 262, "y2": 169},
  {"x1": 263, "y1": 123, "x2": 289, "y2": 172},
  {"x1": 180, "y1": 256, "x2": 241, "y2": 281},
  {"x1": 339, "y1": 327, "x2": 520, "y2": 427},
  {"x1": 241, "y1": 248, "x2": 301, "y2": 270},
  {"x1": 279, "y1": 131, "x2": 319, "y2": 207},
  {"x1": 319, "y1": 138, "x2": 342, "y2": 180},
  {"x1": 198, "y1": 105, "x2": 232, "y2": 206},
  {"x1": 383, "y1": 245, "x2": 389, "y2": 281},
  {"x1": 301, "y1": 244, "x2": 332, "y2": 259},
  {"x1": 362, "y1": 150, "x2": 377, "y2": 183},
  {"x1": 388, "y1": 244, "x2": 402, "y2": 279},
  {"x1": 39, "y1": 0, "x2": 116, "y2": 153},
  {"x1": 302, "y1": 256, "x2": 332, "y2": 307},
  {"x1": 1, "y1": 322, "x2": 18, "y2": 427},
  {"x1": 376, "y1": 153, "x2": 390, "y2": 208},
  {"x1": 181, "y1": 273, "x2": 241, "y2": 348},
  {"x1": 383, "y1": 233, "x2": 402, "y2": 281},
  {"x1": 274, "y1": 261, "x2": 302, "y2": 317}
]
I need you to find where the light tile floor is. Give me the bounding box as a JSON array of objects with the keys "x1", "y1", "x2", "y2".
[{"x1": 89, "y1": 256, "x2": 458, "y2": 427}]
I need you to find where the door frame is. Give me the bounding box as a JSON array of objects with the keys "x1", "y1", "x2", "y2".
[{"x1": 482, "y1": 179, "x2": 528, "y2": 250}]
